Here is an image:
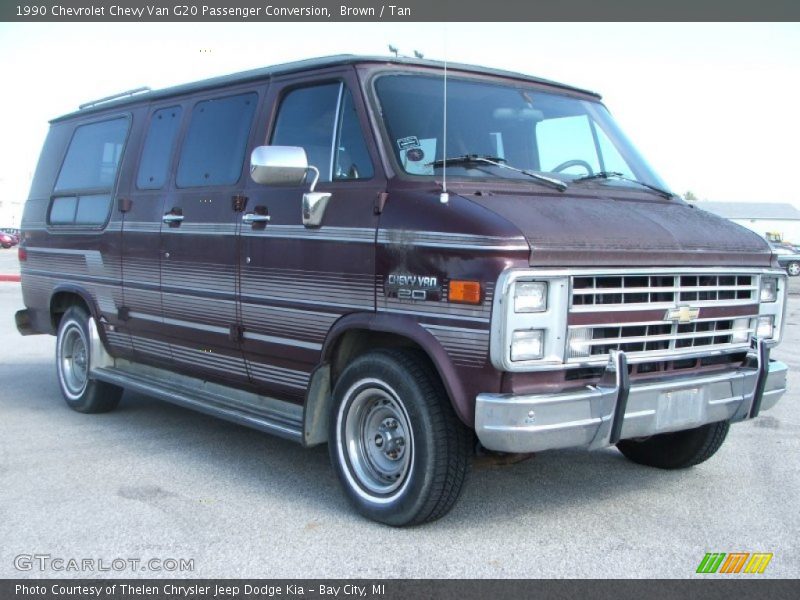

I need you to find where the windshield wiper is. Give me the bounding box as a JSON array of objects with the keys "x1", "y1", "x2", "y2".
[
  {"x1": 430, "y1": 154, "x2": 567, "y2": 192},
  {"x1": 573, "y1": 171, "x2": 674, "y2": 199}
]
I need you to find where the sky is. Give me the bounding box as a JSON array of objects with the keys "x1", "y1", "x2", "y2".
[{"x1": 0, "y1": 21, "x2": 798, "y2": 225}]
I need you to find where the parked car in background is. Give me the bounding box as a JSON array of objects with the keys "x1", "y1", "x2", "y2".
[
  {"x1": 771, "y1": 244, "x2": 800, "y2": 276},
  {"x1": 1, "y1": 228, "x2": 20, "y2": 244},
  {"x1": 1, "y1": 231, "x2": 18, "y2": 248}
]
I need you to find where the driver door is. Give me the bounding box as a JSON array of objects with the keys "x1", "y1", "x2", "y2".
[{"x1": 238, "y1": 70, "x2": 385, "y2": 403}]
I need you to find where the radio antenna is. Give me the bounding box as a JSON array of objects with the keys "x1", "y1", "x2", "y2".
[{"x1": 440, "y1": 30, "x2": 449, "y2": 205}]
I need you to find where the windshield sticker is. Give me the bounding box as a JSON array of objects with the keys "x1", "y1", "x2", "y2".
[
  {"x1": 406, "y1": 148, "x2": 424, "y2": 162},
  {"x1": 397, "y1": 136, "x2": 420, "y2": 150},
  {"x1": 402, "y1": 138, "x2": 436, "y2": 175}
]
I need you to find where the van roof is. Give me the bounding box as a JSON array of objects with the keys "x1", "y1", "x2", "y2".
[{"x1": 54, "y1": 54, "x2": 601, "y2": 123}]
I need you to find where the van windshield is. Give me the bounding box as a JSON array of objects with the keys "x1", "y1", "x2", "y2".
[{"x1": 374, "y1": 73, "x2": 670, "y2": 192}]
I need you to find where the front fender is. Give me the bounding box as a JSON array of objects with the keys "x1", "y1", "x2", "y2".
[{"x1": 322, "y1": 312, "x2": 471, "y2": 425}]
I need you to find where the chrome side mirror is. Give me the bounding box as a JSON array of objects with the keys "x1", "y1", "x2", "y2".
[
  {"x1": 250, "y1": 146, "x2": 309, "y2": 186},
  {"x1": 250, "y1": 145, "x2": 332, "y2": 228}
]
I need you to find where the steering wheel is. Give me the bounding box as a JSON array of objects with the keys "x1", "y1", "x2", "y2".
[{"x1": 551, "y1": 159, "x2": 594, "y2": 175}]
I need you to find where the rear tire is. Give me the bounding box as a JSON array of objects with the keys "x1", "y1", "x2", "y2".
[
  {"x1": 329, "y1": 349, "x2": 472, "y2": 526},
  {"x1": 786, "y1": 261, "x2": 800, "y2": 277},
  {"x1": 616, "y1": 420, "x2": 730, "y2": 469},
  {"x1": 56, "y1": 306, "x2": 122, "y2": 413}
]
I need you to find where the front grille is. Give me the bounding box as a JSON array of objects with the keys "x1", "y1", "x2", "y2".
[
  {"x1": 566, "y1": 270, "x2": 762, "y2": 364},
  {"x1": 572, "y1": 274, "x2": 757, "y2": 309},
  {"x1": 567, "y1": 317, "x2": 753, "y2": 360}
]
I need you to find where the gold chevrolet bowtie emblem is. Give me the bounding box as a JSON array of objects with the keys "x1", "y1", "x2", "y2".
[{"x1": 665, "y1": 305, "x2": 700, "y2": 324}]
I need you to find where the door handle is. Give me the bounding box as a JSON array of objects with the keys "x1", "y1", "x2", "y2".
[
  {"x1": 242, "y1": 213, "x2": 271, "y2": 224},
  {"x1": 162, "y1": 214, "x2": 184, "y2": 224}
]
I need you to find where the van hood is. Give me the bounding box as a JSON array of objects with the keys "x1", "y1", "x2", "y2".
[{"x1": 463, "y1": 192, "x2": 772, "y2": 267}]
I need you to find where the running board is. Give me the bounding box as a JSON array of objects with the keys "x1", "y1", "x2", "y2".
[{"x1": 92, "y1": 362, "x2": 304, "y2": 444}]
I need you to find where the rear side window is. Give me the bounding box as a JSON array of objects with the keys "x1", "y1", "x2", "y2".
[
  {"x1": 55, "y1": 117, "x2": 129, "y2": 192},
  {"x1": 49, "y1": 194, "x2": 113, "y2": 226},
  {"x1": 137, "y1": 106, "x2": 183, "y2": 189},
  {"x1": 271, "y1": 83, "x2": 373, "y2": 182},
  {"x1": 49, "y1": 117, "x2": 128, "y2": 227},
  {"x1": 176, "y1": 93, "x2": 257, "y2": 187}
]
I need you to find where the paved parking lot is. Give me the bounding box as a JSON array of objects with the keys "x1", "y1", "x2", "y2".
[
  {"x1": 0, "y1": 248, "x2": 20, "y2": 276},
  {"x1": 0, "y1": 277, "x2": 798, "y2": 578}
]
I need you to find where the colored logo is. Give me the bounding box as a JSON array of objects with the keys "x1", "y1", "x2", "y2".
[
  {"x1": 696, "y1": 552, "x2": 773, "y2": 574},
  {"x1": 665, "y1": 305, "x2": 700, "y2": 324}
]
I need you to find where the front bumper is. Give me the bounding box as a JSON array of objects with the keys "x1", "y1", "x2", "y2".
[{"x1": 475, "y1": 340, "x2": 788, "y2": 453}]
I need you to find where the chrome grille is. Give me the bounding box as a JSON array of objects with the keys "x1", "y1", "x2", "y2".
[
  {"x1": 572, "y1": 274, "x2": 757, "y2": 309},
  {"x1": 567, "y1": 317, "x2": 755, "y2": 361}
]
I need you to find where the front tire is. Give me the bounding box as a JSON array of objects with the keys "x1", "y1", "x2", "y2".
[
  {"x1": 329, "y1": 349, "x2": 472, "y2": 526},
  {"x1": 616, "y1": 420, "x2": 730, "y2": 469},
  {"x1": 56, "y1": 306, "x2": 122, "y2": 413},
  {"x1": 786, "y1": 261, "x2": 800, "y2": 277}
]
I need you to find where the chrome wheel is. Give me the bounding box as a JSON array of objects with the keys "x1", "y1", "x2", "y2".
[
  {"x1": 787, "y1": 262, "x2": 800, "y2": 277},
  {"x1": 340, "y1": 380, "x2": 414, "y2": 498},
  {"x1": 58, "y1": 321, "x2": 89, "y2": 400}
]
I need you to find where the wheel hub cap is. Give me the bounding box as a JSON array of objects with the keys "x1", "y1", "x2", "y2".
[
  {"x1": 59, "y1": 324, "x2": 89, "y2": 397},
  {"x1": 342, "y1": 383, "x2": 414, "y2": 496}
]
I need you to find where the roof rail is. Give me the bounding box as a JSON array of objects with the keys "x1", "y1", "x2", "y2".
[{"x1": 79, "y1": 86, "x2": 151, "y2": 110}]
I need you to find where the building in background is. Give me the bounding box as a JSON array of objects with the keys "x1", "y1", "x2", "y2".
[{"x1": 695, "y1": 201, "x2": 800, "y2": 245}]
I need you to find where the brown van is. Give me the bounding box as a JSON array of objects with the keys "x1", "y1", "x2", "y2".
[{"x1": 15, "y1": 55, "x2": 789, "y2": 525}]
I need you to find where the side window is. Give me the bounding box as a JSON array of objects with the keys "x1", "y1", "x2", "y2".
[
  {"x1": 176, "y1": 93, "x2": 257, "y2": 187},
  {"x1": 137, "y1": 106, "x2": 183, "y2": 189},
  {"x1": 271, "y1": 83, "x2": 373, "y2": 183},
  {"x1": 55, "y1": 117, "x2": 129, "y2": 192},
  {"x1": 271, "y1": 84, "x2": 339, "y2": 183},
  {"x1": 49, "y1": 117, "x2": 129, "y2": 227}
]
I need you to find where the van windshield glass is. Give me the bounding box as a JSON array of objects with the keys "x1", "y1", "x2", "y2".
[{"x1": 374, "y1": 74, "x2": 669, "y2": 192}]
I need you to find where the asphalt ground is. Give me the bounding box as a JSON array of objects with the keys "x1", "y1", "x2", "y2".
[
  {"x1": 0, "y1": 275, "x2": 798, "y2": 579},
  {"x1": 0, "y1": 248, "x2": 20, "y2": 278}
]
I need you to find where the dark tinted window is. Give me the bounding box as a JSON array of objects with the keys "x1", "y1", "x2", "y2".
[
  {"x1": 55, "y1": 117, "x2": 129, "y2": 192},
  {"x1": 271, "y1": 84, "x2": 340, "y2": 182},
  {"x1": 49, "y1": 194, "x2": 112, "y2": 227},
  {"x1": 74, "y1": 195, "x2": 113, "y2": 224},
  {"x1": 137, "y1": 106, "x2": 183, "y2": 189},
  {"x1": 333, "y1": 89, "x2": 373, "y2": 180},
  {"x1": 49, "y1": 196, "x2": 78, "y2": 224},
  {"x1": 176, "y1": 93, "x2": 257, "y2": 187}
]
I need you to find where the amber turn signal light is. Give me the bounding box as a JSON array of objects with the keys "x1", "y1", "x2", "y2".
[{"x1": 449, "y1": 280, "x2": 482, "y2": 304}]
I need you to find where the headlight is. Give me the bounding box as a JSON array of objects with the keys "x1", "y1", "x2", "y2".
[
  {"x1": 760, "y1": 277, "x2": 778, "y2": 303},
  {"x1": 754, "y1": 315, "x2": 774, "y2": 339},
  {"x1": 510, "y1": 329, "x2": 544, "y2": 361},
  {"x1": 514, "y1": 281, "x2": 547, "y2": 313}
]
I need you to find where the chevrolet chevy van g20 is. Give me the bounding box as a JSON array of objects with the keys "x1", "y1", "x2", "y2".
[{"x1": 15, "y1": 56, "x2": 789, "y2": 525}]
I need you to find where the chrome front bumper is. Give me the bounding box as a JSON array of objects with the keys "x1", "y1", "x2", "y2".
[{"x1": 475, "y1": 340, "x2": 788, "y2": 454}]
